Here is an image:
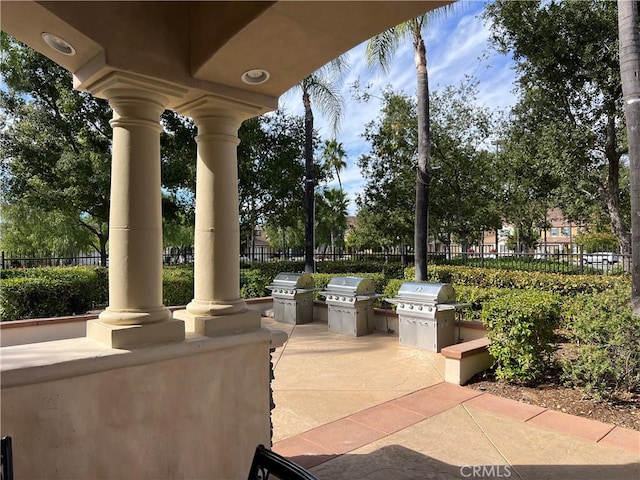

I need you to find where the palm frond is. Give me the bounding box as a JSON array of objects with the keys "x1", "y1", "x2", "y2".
[
  {"x1": 366, "y1": 27, "x2": 402, "y2": 73},
  {"x1": 366, "y1": 1, "x2": 469, "y2": 72},
  {"x1": 306, "y1": 78, "x2": 345, "y2": 133}
]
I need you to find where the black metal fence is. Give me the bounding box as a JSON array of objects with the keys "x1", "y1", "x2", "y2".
[
  {"x1": 0, "y1": 251, "x2": 105, "y2": 269},
  {"x1": 2, "y1": 248, "x2": 631, "y2": 275}
]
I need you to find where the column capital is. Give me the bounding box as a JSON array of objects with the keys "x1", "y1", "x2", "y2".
[
  {"x1": 85, "y1": 71, "x2": 188, "y2": 108},
  {"x1": 175, "y1": 95, "x2": 264, "y2": 124}
]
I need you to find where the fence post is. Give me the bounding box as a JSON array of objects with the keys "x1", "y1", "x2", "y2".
[
  {"x1": 1, "y1": 251, "x2": 4, "y2": 270},
  {"x1": 579, "y1": 244, "x2": 584, "y2": 274}
]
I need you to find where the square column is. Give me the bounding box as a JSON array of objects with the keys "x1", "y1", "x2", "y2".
[
  {"x1": 174, "y1": 96, "x2": 263, "y2": 336},
  {"x1": 85, "y1": 73, "x2": 186, "y2": 348}
]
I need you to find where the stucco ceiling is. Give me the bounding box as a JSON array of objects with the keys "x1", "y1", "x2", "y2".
[{"x1": 1, "y1": 1, "x2": 452, "y2": 110}]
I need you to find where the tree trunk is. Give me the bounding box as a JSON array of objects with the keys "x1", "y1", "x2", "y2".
[
  {"x1": 603, "y1": 114, "x2": 631, "y2": 253},
  {"x1": 414, "y1": 27, "x2": 430, "y2": 281},
  {"x1": 618, "y1": 0, "x2": 640, "y2": 316},
  {"x1": 99, "y1": 234, "x2": 108, "y2": 267},
  {"x1": 303, "y1": 88, "x2": 315, "y2": 273}
]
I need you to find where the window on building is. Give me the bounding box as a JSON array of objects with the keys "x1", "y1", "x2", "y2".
[
  {"x1": 561, "y1": 227, "x2": 570, "y2": 236},
  {"x1": 254, "y1": 230, "x2": 261, "y2": 237},
  {"x1": 550, "y1": 227, "x2": 559, "y2": 236}
]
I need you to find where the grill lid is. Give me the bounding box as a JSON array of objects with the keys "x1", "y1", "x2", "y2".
[
  {"x1": 395, "y1": 282, "x2": 455, "y2": 304},
  {"x1": 268, "y1": 272, "x2": 315, "y2": 290},
  {"x1": 323, "y1": 276, "x2": 376, "y2": 295}
]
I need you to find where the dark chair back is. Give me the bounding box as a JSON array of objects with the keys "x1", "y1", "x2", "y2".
[
  {"x1": 247, "y1": 444, "x2": 318, "y2": 480},
  {"x1": 1, "y1": 436, "x2": 13, "y2": 480}
]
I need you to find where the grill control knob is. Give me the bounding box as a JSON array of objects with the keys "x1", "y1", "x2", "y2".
[
  {"x1": 400, "y1": 303, "x2": 404, "y2": 309},
  {"x1": 341, "y1": 297, "x2": 346, "y2": 301},
  {"x1": 409, "y1": 304, "x2": 414, "y2": 309},
  {"x1": 418, "y1": 305, "x2": 423, "y2": 311},
  {"x1": 328, "y1": 295, "x2": 333, "y2": 300},
  {"x1": 428, "y1": 306, "x2": 433, "y2": 313}
]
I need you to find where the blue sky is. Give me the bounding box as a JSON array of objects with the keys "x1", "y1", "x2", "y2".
[{"x1": 279, "y1": 1, "x2": 517, "y2": 215}]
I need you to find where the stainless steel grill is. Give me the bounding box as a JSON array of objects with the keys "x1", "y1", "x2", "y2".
[
  {"x1": 266, "y1": 273, "x2": 316, "y2": 324},
  {"x1": 386, "y1": 282, "x2": 468, "y2": 352},
  {"x1": 320, "y1": 276, "x2": 381, "y2": 336}
]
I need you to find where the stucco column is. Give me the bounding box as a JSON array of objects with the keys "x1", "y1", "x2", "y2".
[
  {"x1": 85, "y1": 72, "x2": 186, "y2": 348},
  {"x1": 174, "y1": 96, "x2": 262, "y2": 336}
]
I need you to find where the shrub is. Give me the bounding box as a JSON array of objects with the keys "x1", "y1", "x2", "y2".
[
  {"x1": 317, "y1": 260, "x2": 405, "y2": 283},
  {"x1": 163, "y1": 266, "x2": 194, "y2": 306},
  {"x1": 0, "y1": 267, "x2": 109, "y2": 321},
  {"x1": 562, "y1": 285, "x2": 640, "y2": 397},
  {"x1": 0, "y1": 277, "x2": 71, "y2": 321},
  {"x1": 240, "y1": 269, "x2": 271, "y2": 298},
  {"x1": 480, "y1": 290, "x2": 562, "y2": 384},
  {"x1": 383, "y1": 278, "x2": 404, "y2": 301},
  {"x1": 454, "y1": 285, "x2": 512, "y2": 321}
]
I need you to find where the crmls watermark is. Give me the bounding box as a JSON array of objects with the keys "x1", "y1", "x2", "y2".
[{"x1": 460, "y1": 465, "x2": 512, "y2": 478}]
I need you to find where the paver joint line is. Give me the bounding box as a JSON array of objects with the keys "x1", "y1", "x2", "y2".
[
  {"x1": 522, "y1": 408, "x2": 547, "y2": 423},
  {"x1": 461, "y1": 403, "x2": 524, "y2": 480},
  {"x1": 594, "y1": 425, "x2": 617, "y2": 443}
]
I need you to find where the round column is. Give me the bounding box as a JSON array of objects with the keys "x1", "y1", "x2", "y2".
[
  {"x1": 174, "y1": 96, "x2": 262, "y2": 336},
  {"x1": 189, "y1": 113, "x2": 245, "y2": 315},
  {"x1": 86, "y1": 73, "x2": 185, "y2": 347}
]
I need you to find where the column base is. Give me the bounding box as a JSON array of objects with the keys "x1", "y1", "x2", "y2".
[
  {"x1": 173, "y1": 308, "x2": 261, "y2": 336},
  {"x1": 87, "y1": 319, "x2": 185, "y2": 349}
]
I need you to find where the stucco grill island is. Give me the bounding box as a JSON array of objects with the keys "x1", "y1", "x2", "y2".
[
  {"x1": 320, "y1": 276, "x2": 382, "y2": 337},
  {"x1": 386, "y1": 282, "x2": 470, "y2": 352},
  {"x1": 266, "y1": 273, "x2": 316, "y2": 325}
]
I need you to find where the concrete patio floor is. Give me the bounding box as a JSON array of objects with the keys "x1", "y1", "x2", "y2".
[{"x1": 263, "y1": 318, "x2": 640, "y2": 480}]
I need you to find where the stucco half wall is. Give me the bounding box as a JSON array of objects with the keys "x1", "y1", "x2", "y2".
[{"x1": 1, "y1": 330, "x2": 273, "y2": 479}]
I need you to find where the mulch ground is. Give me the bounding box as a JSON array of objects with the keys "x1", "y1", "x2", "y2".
[{"x1": 467, "y1": 367, "x2": 639, "y2": 431}]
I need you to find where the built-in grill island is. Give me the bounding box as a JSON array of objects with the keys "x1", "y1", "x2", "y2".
[
  {"x1": 266, "y1": 272, "x2": 316, "y2": 325},
  {"x1": 386, "y1": 282, "x2": 469, "y2": 352},
  {"x1": 320, "y1": 276, "x2": 382, "y2": 336}
]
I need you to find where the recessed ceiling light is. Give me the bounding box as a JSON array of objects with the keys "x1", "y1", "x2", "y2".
[
  {"x1": 241, "y1": 69, "x2": 270, "y2": 85},
  {"x1": 41, "y1": 32, "x2": 76, "y2": 56}
]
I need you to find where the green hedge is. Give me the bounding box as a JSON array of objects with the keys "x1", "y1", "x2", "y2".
[
  {"x1": 240, "y1": 268, "x2": 387, "y2": 300},
  {"x1": 0, "y1": 267, "x2": 108, "y2": 321},
  {"x1": 162, "y1": 266, "x2": 194, "y2": 307},
  {"x1": 403, "y1": 265, "x2": 628, "y2": 296},
  {"x1": 481, "y1": 290, "x2": 562, "y2": 384},
  {"x1": 0, "y1": 266, "x2": 198, "y2": 321}
]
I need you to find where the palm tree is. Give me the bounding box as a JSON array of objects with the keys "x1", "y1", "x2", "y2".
[
  {"x1": 366, "y1": 7, "x2": 455, "y2": 281},
  {"x1": 321, "y1": 187, "x2": 349, "y2": 259},
  {"x1": 321, "y1": 138, "x2": 348, "y2": 189},
  {"x1": 617, "y1": 0, "x2": 640, "y2": 316},
  {"x1": 291, "y1": 56, "x2": 348, "y2": 273}
]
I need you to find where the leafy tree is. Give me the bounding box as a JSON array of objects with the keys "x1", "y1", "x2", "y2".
[
  {"x1": 495, "y1": 115, "x2": 562, "y2": 253},
  {"x1": 238, "y1": 111, "x2": 312, "y2": 257},
  {"x1": 290, "y1": 57, "x2": 348, "y2": 273},
  {"x1": 617, "y1": 0, "x2": 640, "y2": 316},
  {"x1": 428, "y1": 79, "x2": 498, "y2": 252},
  {"x1": 160, "y1": 111, "x2": 197, "y2": 254},
  {"x1": 574, "y1": 230, "x2": 619, "y2": 254},
  {"x1": 238, "y1": 116, "x2": 269, "y2": 255},
  {"x1": 355, "y1": 91, "x2": 417, "y2": 252},
  {"x1": 0, "y1": 200, "x2": 94, "y2": 258},
  {"x1": 1, "y1": 36, "x2": 202, "y2": 265},
  {"x1": 366, "y1": 5, "x2": 457, "y2": 280},
  {"x1": 1, "y1": 33, "x2": 112, "y2": 264},
  {"x1": 485, "y1": 1, "x2": 631, "y2": 252}
]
